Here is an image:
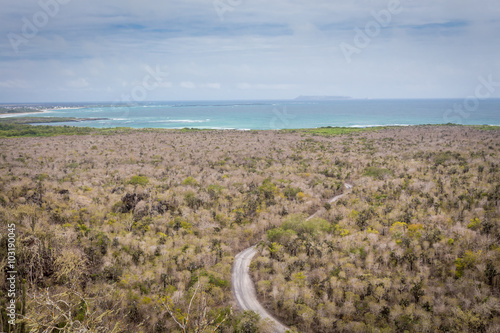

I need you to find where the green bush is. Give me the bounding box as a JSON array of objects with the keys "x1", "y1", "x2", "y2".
[
  {"x1": 467, "y1": 218, "x2": 481, "y2": 230},
  {"x1": 128, "y1": 175, "x2": 149, "y2": 186},
  {"x1": 433, "y1": 151, "x2": 453, "y2": 166},
  {"x1": 282, "y1": 215, "x2": 330, "y2": 237},
  {"x1": 267, "y1": 228, "x2": 297, "y2": 246},
  {"x1": 235, "y1": 311, "x2": 260, "y2": 333},
  {"x1": 283, "y1": 186, "x2": 302, "y2": 200},
  {"x1": 258, "y1": 178, "x2": 278, "y2": 201},
  {"x1": 182, "y1": 176, "x2": 197, "y2": 186},
  {"x1": 364, "y1": 167, "x2": 393, "y2": 179}
]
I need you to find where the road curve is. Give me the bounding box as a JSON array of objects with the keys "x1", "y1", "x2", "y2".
[
  {"x1": 232, "y1": 246, "x2": 289, "y2": 332},
  {"x1": 232, "y1": 184, "x2": 353, "y2": 332},
  {"x1": 307, "y1": 183, "x2": 352, "y2": 221}
]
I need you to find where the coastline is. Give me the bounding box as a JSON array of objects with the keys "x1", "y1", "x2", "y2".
[
  {"x1": 1, "y1": 100, "x2": 499, "y2": 129},
  {"x1": 0, "y1": 116, "x2": 109, "y2": 125},
  {"x1": 0, "y1": 107, "x2": 85, "y2": 118},
  {"x1": 0, "y1": 109, "x2": 54, "y2": 118}
]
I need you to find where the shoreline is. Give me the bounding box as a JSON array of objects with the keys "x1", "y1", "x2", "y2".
[
  {"x1": 0, "y1": 107, "x2": 85, "y2": 118},
  {"x1": 0, "y1": 116, "x2": 110, "y2": 125},
  {"x1": 1, "y1": 114, "x2": 499, "y2": 132},
  {"x1": 0, "y1": 110, "x2": 54, "y2": 118}
]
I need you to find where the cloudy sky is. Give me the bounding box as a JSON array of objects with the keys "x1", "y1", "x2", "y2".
[{"x1": 1, "y1": 0, "x2": 499, "y2": 102}]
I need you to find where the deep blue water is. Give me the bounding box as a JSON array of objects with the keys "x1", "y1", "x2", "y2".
[{"x1": 2, "y1": 99, "x2": 499, "y2": 129}]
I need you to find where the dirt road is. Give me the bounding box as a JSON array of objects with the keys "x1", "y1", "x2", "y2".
[
  {"x1": 231, "y1": 184, "x2": 353, "y2": 332},
  {"x1": 232, "y1": 246, "x2": 289, "y2": 332}
]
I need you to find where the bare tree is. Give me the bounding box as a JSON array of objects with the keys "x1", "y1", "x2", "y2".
[
  {"x1": 23, "y1": 289, "x2": 123, "y2": 333},
  {"x1": 161, "y1": 279, "x2": 229, "y2": 333}
]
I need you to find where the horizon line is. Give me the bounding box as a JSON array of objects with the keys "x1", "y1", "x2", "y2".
[{"x1": 3, "y1": 97, "x2": 500, "y2": 105}]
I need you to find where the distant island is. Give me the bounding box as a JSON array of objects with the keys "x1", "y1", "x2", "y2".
[{"x1": 294, "y1": 95, "x2": 352, "y2": 101}]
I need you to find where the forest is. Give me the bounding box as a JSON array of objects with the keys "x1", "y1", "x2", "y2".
[{"x1": 0, "y1": 124, "x2": 499, "y2": 332}]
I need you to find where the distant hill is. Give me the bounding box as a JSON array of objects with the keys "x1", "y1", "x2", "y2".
[{"x1": 294, "y1": 95, "x2": 352, "y2": 101}]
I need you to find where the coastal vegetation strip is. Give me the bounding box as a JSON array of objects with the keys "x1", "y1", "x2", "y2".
[
  {"x1": 0, "y1": 117, "x2": 109, "y2": 124},
  {"x1": 0, "y1": 106, "x2": 44, "y2": 114},
  {"x1": 279, "y1": 126, "x2": 387, "y2": 136},
  {"x1": 281, "y1": 124, "x2": 500, "y2": 136},
  {"x1": 0, "y1": 120, "x2": 498, "y2": 138}
]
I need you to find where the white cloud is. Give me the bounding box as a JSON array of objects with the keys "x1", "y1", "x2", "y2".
[
  {"x1": 0, "y1": 0, "x2": 499, "y2": 101},
  {"x1": 159, "y1": 82, "x2": 173, "y2": 88},
  {"x1": 0, "y1": 79, "x2": 28, "y2": 88},
  {"x1": 61, "y1": 69, "x2": 75, "y2": 76},
  {"x1": 237, "y1": 83, "x2": 294, "y2": 90},
  {"x1": 180, "y1": 81, "x2": 196, "y2": 89},
  {"x1": 67, "y1": 78, "x2": 89, "y2": 88},
  {"x1": 202, "y1": 83, "x2": 221, "y2": 89}
]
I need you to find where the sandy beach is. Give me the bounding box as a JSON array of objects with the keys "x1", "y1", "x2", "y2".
[
  {"x1": 0, "y1": 109, "x2": 55, "y2": 118},
  {"x1": 0, "y1": 107, "x2": 86, "y2": 118}
]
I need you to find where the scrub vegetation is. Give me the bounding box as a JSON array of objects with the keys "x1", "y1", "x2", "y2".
[{"x1": 0, "y1": 125, "x2": 499, "y2": 332}]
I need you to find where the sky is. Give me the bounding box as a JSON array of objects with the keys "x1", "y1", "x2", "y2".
[{"x1": 0, "y1": 0, "x2": 499, "y2": 103}]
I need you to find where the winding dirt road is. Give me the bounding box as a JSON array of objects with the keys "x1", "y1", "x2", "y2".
[
  {"x1": 232, "y1": 184, "x2": 353, "y2": 332},
  {"x1": 232, "y1": 246, "x2": 289, "y2": 332}
]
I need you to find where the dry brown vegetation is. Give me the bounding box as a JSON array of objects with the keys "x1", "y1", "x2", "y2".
[{"x1": 0, "y1": 126, "x2": 499, "y2": 332}]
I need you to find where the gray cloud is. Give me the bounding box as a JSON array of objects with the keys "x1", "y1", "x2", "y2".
[{"x1": 1, "y1": 0, "x2": 499, "y2": 102}]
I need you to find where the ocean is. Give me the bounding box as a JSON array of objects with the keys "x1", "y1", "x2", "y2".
[{"x1": 3, "y1": 99, "x2": 500, "y2": 130}]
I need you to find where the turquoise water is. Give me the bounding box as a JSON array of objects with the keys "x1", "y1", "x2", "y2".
[{"x1": 4, "y1": 99, "x2": 500, "y2": 129}]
